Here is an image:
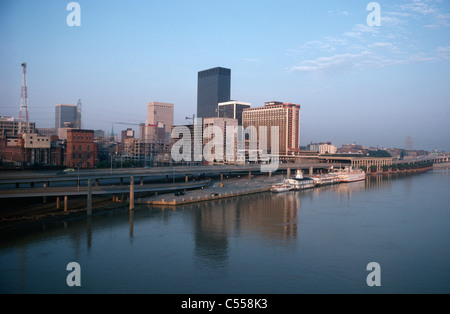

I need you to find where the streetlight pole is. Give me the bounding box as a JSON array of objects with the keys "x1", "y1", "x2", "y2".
[{"x1": 185, "y1": 114, "x2": 196, "y2": 167}]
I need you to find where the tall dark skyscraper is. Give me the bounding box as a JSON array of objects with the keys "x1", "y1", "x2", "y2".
[
  {"x1": 197, "y1": 67, "x2": 231, "y2": 119},
  {"x1": 55, "y1": 104, "x2": 78, "y2": 133}
]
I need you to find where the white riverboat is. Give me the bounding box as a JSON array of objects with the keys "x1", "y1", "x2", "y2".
[
  {"x1": 308, "y1": 172, "x2": 340, "y2": 186},
  {"x1": 332, "y1": 166, "x2": 366, "y2": 182},
  {"x1": 285, "y1": 170, "x2": 315, "y2": 190}
]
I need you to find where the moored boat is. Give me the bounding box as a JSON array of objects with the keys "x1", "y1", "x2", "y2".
[
  {"x1": 308, "y1": 173, "x2": 340, "y2": 186},
  {"x1": 332, "y1": 166, "x2": 366, "y2": 182},
  {"x1": 285, "y1": 170, "x2": 315, "y2": 190},
  {"x1": 271, "y1": 182, "x2": 293, "y2": 193}
]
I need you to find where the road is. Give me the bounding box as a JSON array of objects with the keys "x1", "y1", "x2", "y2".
[
  {"x1": 0, "y1": 163, "x2": 332, "y2": 187},
  {"x1": 0, "y1": 180, "x2": 211, "y2": 199}
]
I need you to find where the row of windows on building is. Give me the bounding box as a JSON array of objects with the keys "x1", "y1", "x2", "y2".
[
  {"x1": 72, "y1": 145, "x2": 91, "y2": 151},
  {"x1": 72, "y1": 135, "x2": 93, "y2": 140},
  {"x1": 72, "y1": 153, "x2": 92, "y2": 159}
]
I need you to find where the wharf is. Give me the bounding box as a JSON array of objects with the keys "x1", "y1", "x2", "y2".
[{"x1": 136, "y1": 175, "x2": 282, "y2": 206}]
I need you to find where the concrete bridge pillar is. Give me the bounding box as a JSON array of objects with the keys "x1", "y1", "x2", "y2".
[
  {"x1": 64, "y1": 195, "x2": 68, "y2": 212},
  {"x1": 56, "y1": 196, "x2": 60, "y2": 210},
  {"x1": 309, "y1": 166, "x2": 313, "y2": 175},
  {"x1": 129, "y1": 176, "x2": 134, "y2": 211},
  {"x1": 43, "y1": 183, "x2": 47, "y2": 203},
  {"x1": 287, "y1": 168, "x2": 291, "y2": 178},
  {"x1": 186, "y1": 175, "x2": 189, "y2": 182},
  {"x1": 87, "y1": 179, "x2": 92, "y2": 216},
  {"x1": 248, "y1": 170, "x2": 252, "y2": 179},
  {"x1": 140, "y1": 177, "x2": 144, "y2": 186}
]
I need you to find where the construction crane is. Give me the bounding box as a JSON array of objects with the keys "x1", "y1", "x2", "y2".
[
  {"x1": 185, "y1": 114, "x2": 196, "y2": 123},
  {"x1": 114, "y1": 122, "x2": 158, "y2": 127}
]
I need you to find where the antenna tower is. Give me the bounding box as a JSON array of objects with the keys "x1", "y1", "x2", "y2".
[
  {"x1": 19, "y1": 62, "x2": 29, "y2": 135},
  {"x1": 76, "y1": 99, "x2": 82, "y2": 129}
]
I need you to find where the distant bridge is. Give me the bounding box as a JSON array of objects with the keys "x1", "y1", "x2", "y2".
[
  {"x1": 319, "y1": 154, "x2": 449, "y2": 170},
  {"x1": 392, "y1": 155, "x2": 450, "y2": 164}
]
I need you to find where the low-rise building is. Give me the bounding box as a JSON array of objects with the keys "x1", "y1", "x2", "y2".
[
  {"x1": 65, "y1": 129, "x2": 97, "y2": 168},
  {"x1": 308, "y1": 142, "x2": 337, "y2": 155}
]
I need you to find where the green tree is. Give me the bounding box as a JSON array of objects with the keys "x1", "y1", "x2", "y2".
[{"x1": 368, "y1": 150, "x2": 392, "y2": 157}]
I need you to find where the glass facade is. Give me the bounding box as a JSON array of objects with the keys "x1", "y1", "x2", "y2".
[
  {"x1": 218, "y1": 101, "x2": 251, "y2": 126},
  {"x1": 55, "y1": 104, "x2": 77, "y2": 132},
  {"x1": 197, "y1": 67, "x2": 231, "y2": 119}
]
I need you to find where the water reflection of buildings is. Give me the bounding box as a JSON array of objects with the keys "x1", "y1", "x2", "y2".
[
  {"x1": 190, "y1": 192, "x2": 299, "y2": 272},
  {"x1": 366, "y1": 174, "x2": 395, "y2": 191},
  {"x1": 238, "y1": 193, "x2": 298, "y2": 240},
  {"x1": 333, "y1": 180, "x2": 366, "y2": 199}
]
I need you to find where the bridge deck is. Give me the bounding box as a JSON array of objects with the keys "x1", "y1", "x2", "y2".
[{"x1": 0, "y1": 180, "x2": 210, "y2": 199}]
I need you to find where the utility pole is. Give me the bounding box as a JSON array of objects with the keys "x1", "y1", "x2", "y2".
[{"x1": 185, "y1": 114, "x2": 196, "y2": 166}]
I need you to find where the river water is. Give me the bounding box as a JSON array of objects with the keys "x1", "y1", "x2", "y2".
[{"x1": 1, "y1": 169, "x2": 449, "y2": 294}]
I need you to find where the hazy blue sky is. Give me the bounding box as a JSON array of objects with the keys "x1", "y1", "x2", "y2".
[{"x1": 1, "y1": 0, "x2": 449, "y2": 151}]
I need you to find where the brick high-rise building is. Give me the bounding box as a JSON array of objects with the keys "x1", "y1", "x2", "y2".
[
  {"x1": 65, "y1": 129, "x2": 97, "y2": 168},
  {"x1": 242, "y1": 101, "x2": 300, "y2": 155}
]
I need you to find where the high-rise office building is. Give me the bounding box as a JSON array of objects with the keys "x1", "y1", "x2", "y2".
[
  {"x1": 203, "y1": 117, "x2": 239, "y2": 163},
  {"x1": 55, "y1": 104, "x2": 78, "y2": 134},
  {"x1": 218, "y1": 101, "x2": 251, "y2": 126},
  {"x1": 145, "y1": 102, "x2": 174, "y2": 143},
  {"x1": 197, "y1": 67, "x2": 231, "y2": 119},
  {"x1": 242, "y1": 101, "x2": 300, "y2": 155}
]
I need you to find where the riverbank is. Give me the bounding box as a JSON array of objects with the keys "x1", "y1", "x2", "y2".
[
  {"x1": 136, "y1": 174, "x2": 282, "y2": 206},
  {"x1": 0, "y1": 175, "x2": 282, "y2": 234},
  {"x1": 0, "y1": 196, "x2": 126, "y2": 235},
  {"x1": 0, "y1": 167, "x2": 439, "y2": 234},
  {"x1": 433, "y1": 162, "x2": 450, "y2": 169}
]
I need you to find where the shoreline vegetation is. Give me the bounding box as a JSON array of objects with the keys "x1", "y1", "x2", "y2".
[{"x1": 362, "y1": 162, "x2": 435, "y2": 175}]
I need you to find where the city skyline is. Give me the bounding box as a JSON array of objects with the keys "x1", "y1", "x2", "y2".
[{"x1": 1, "y1": 0, "x2": 449, "y2": 151}]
